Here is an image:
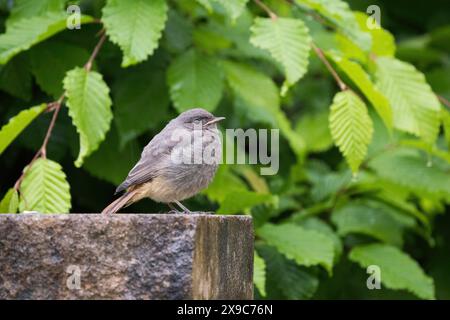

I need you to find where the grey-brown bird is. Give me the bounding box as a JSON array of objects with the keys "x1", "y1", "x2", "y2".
[{"x1": 101, "y1": 108, "x2": 224, "y2": 214}]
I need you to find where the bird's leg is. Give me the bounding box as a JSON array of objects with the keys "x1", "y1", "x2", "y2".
[
  {"x1": 167, "y1": 203, "x2": 181, "y2": 214},
  {"x1": 174, "y1": 201, "x2": 192, "y2": 214}
]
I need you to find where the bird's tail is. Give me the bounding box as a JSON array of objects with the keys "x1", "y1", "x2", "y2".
[{"x1": 101, "y1": 190, "x2": 138, "y2": 215}]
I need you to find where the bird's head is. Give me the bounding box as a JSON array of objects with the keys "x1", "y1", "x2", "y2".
[{"x1": 175, "y1": 108, "x2": 225, "y2": 130}]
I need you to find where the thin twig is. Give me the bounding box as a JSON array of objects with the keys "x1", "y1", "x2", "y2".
[
  {"x1": 14, "y1": 29, "x2": 108, "y2": 193},
  {"x1": 85, "y1": 29, "x2": 106, "y2": 72},
  {"x1": 311, "y1": 42, "x2": 347, "y2": 91},
  {"x1": 253, "y1": 0, "x2": 278, "y2": 20},
  {"x1": 438, "y1": 95, "x2": 450, "y2": 109}
]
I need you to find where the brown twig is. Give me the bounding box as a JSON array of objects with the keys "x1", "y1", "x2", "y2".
[
  {"x1": 85, "y1": 29, "x2": 106, "y2": 71},
  {"x1": 14, "y1": 29, "x2": 108, "y2": 193},
  {"x1": 253, "y1": 0, "x2": 278, "y2": 20},
  {"x1": 311, "y1": 42, "x2": 347, "y2": 91},
  {"x1": 438, "y1": 95, "x2": 450, "y2": 109}
]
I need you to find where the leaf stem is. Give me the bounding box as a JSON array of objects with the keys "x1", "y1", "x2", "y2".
[
  {"x1": 438, "y1": 95, "x2": 450, "y2": 109},
  {"x1": 13, "y1": 28, "x2": 108, "y2": 192},
  {"x1": 253, "y1": 0, "x2": 278, "y2": 20},
  {"x1": 311, "y1": 42, "x2": 347, "y2": 91},
  {"x1": 85, "y1": 29, "x2": 107, "y2": 72}
]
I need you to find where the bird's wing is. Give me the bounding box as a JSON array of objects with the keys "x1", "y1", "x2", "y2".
[{"x1": 115, "y1": 127, "x2": 182, "y2": 193}]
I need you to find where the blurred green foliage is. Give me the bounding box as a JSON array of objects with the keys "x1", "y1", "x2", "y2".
[{"x1": 0, "y1": 0, "x2": 449, "y2": 299}]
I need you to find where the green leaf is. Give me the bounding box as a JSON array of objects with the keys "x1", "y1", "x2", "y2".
[
  {"x1": 204, "y1": 165, "x2": 248, "y2": 202},
  {"x1": 369, "y1": 152, "x2": 450, "y2": 198},
  {"x1": 63, "y1": 67, "x2": 113, "y2": 167},
  {"x1": 254, "y1": 251, "x2": 266, "y2": 297},
  {"x1": 0, "y1": 54, "x2": 32, "y2": 101},
  {"x1": 307, "y1": 168, "x2": 351, "y2": 202},
  {"x1": 332, "y1": 202, "x2": 404, "y2": 246},
  {"x1": 299, "y1": 217, "x2": 343, "y2": 262},
  {"x1": 167, "y1": 49, "x2": 223, "y2": 113},
  {"x1": 257, "y1": 223, "x2": 335, "y2": 273},
  {"x1": 329, "y1": 90, "x2": 373, "y2": 173},
  {"x1": 296, "y1": 111, "x2": 333, "y2": 152},
  {"x1": 250, "y1": 17, "x2": 311, "y2": 95},
  {"x1": 349, "y1": 244, "x2": 435, "y2": 299},
  {"x1": 0, "y1": 188, "x2": 19, "y2": 213},
  {"x1": 328, "y1": 53, "x2": 393, "y2": 129},
  {"x1": 354, "y1": 12, "x2": 395, "y2": 57},
  {"x1": 0, "y1": 103, "x2": 46, "y2": 155},
  {"x1": 258, "y1": 245, "x2": 319, "y2": 299},
  {"x1": 217, "y1": 0, "x2": 249, "y2": 20},
  {"x1": 114, "y1": 63, "x2": 170, "y2": 148},
  {"x1": 376, "y1": 57, "x2": 441, "y2": 144},
  {"x1": 102, "y1": 0, "x2": 168, "y2": 67},
  {"x1": 0, "y1": 12, "x2": 94, "y2": 64},
  {"x1": 198, "y1": 0, "x2": 249, "y2": 20},
  {"x1": 30, "y1": 41, "x2": 90, "y2": 98},
  {"x1": 295, "y1": 0, "x2": 371, "y2": 51},
  {"x1": 222, "y1": 60, "x2": 306, "y2": 155},
  {"x1": 19, "y1": 158, "x2": 71, "y2": 213},
  {"x1": 217, "y1": 190, "x2": 276, "y2": 214},
  {"x1": 7, "y1": 0, "x2": 65, "y2": 26},
  {"x1": 222, "y1": 60, "x2": 279, "y2": 125}
]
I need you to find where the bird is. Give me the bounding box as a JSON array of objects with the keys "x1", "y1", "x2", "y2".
[{"x1": 101, "y1": 108, "x2": 225, "y2": 214}]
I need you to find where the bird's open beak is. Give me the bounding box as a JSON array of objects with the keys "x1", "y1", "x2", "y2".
[{"x1": 204, "y1": 116, "x2": 225, "y2": 127}]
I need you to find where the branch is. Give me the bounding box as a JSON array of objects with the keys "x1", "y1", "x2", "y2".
[
  {"x1": 311, "y1": 42, "x2": 347, "y2": 91},
  {"x1": 14, "y1": 29, "x2": 108, "y2": 192},
  {"x1": 253, "y1": 0, "x2": 278, "y2": 20}
]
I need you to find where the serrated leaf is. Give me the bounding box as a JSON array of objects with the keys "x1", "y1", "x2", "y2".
[
  {"x1": 328, "y1": 53, "x2": 393, "y2": 129},
  {"x1": 102, "y1": 0, "x2": 168, "y2": 67},
  {"x1": 329, "y1": 90, "x2": 373, "y2": 173},
  {"x1": 30, "y1": 41, "x2": 90, "y2": 98},
  {"x1": 258, "y1": 245, "x2": 319, "y2": 299},
  {"x1": 369, "y1": 152, "x2": 450, "y2": 198},
  {"x1": 83, "y1": 127, "x2": 140, "y2": 185},
  {"x1": 7, "y1": 0, "x2": 65, "y2": 27},
  {"x1": 0, "y1": 12, "x2": 94, "y2": 64},
  {"x1": 217, "y1": 190, "x2": 276, "y2": 214},
  {"x1": 167, "y1": 49, "x2": 223, "y2": 113},
  {"x1": 332, "y1": 202, "x2": 404, "y2": 246},
  {"x1": 299, "y1": 217, "x2": 343, "y2": 262},
  {"x1": 295, "y1": 0, "x2": 371, "y2": 51},
  {"x1": 250, "y1": 17, "x2": 311, "y2": 95},
  {"x1": 63, "y1": 67, "x2": 113, "y2": 167},
  {"x1": 19, "y1": 158, "x2": 71, "y2": 213},
  {"x1": 0, "y1": 188, "x2": 19, "y2": 213},
  {"x1": 0, "y1": 103, "x2": 46, "y2": 155},
  {"x1": 376, "y1": 57, "x2": 441, "y2": 144},
  {"x1": 254, "y1": 251, "x2": 266, "y2": 297},
  {"x1": 258, "y1": 223, "x2": 334, "y2": 273},
  {"x1": 349, "y1": 244, "x2": 435, "y2": 299}
]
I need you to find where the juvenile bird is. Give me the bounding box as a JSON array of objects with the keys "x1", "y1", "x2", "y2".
[{"x1": 101, "y1": 108, "x2": 224, "y2": 214}]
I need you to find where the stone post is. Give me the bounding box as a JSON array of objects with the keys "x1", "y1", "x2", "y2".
[{"x1": 0, "y1": 214, "x2": 254, "y2": 299}]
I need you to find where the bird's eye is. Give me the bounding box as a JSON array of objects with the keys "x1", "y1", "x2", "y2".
[{"x1": 193, "y1": 119, "x2": 201, "y2": 125}]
